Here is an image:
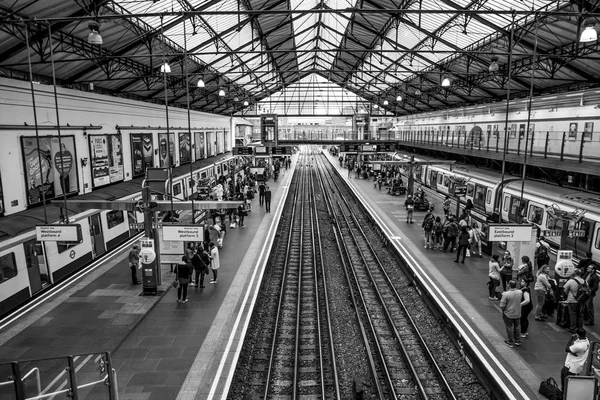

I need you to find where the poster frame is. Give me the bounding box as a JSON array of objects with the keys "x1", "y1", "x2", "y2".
[
  {"x1": 88, "y1": 133, "x2": 124, "y2": 188},
  {"x1": 130, "y1": 133, "x2": 154, "y2": 178}
]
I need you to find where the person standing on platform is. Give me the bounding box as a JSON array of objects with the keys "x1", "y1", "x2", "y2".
[
  {"x1": 192, "y1": 247, "x2": 210, "y2": 289},
  {"x1": 265, "y1": 185, "x2": 272, "y2": 213},
  {"x1": 535, "y1": 236, "x2": 550, "y2": 269},
  {"x1": 175, "y1": 256, "x2": 192, "y2": 303},
  {"x1": 499, "y1": 251, "x2": 514, "y2": 291},
  {"x1": 500, "y1": 280, "x2": 522, "y2": 347},
  {"x1": 471, "y1": 221, "x2": 483, "y2": 257},
  {"x1": 561, "y1": 328, "x2": 590, "y2": 391},
  {"x1": 583, "y1": 263, "x2": 599, "y2": 326},
  {"x1": 442, "y1": 216, "x2": 458, "y2": 252},
  {"x1": 203, "y1": 221, "x2": 211, "y2": 251},
  {"x1": 404, "y1": 195, "x2": 415, "y2": 223},
  {"x1": 578, "y1": 251, "x2": 594, "y2": 272},
  {"x1": 520, "y1": 283, "x2": 533, "y2": 338},
  {"x1": 454, "y1": 226, "x2": 470, "y2": 264},
  {"x1": 258, "y1": 181, "x2": 266, "y2": 206},
  {"x1": 209, "y1": 242, "x2": 220, "y2": 284},
  {"x1": 563, "y1": 269, "x2": 585, "y2": 333},
  {"x1": 128, "y1": 244, "x2": 140, "y2": 285},
  {"x1": 488, "y1": 254, "x2": 501, "y2": 300},
  {"x1": 534, "y1": 265, "x2": 552, "y2": 320}
]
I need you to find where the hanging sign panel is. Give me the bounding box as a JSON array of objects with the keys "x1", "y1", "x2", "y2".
[
  {"x1": 162, "y1": 225, "x2": 204, "y2": 241},
  {"x1": 36, "y1": 224, "x2": 82, "y2": 242},
  {"x1": 488, "y1": 224, "x2": 534, "y2": 242}
]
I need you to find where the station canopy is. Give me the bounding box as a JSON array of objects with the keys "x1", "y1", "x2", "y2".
[{"x1": 0, "y1": 0, "x2": 598, "y2": 117}]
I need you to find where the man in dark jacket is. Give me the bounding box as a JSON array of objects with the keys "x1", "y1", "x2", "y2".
[
  {"x1": 192, "y1": 248, "x2": 209, "y2": 289},
  {"x1": 258, "y1": 181, "x2": 266, "y2": 206},
  {"x1": 583, "y1": 262, "x2": 599, "y2": 326},
  {"x1": 265, "y1": 185, "x2": 272, "y2": 213}
]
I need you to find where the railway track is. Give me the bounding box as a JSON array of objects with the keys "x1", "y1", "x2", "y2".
[
  {"x1": 317, "y1": 154, "x2": 458, "y2": 399},
  {"x1": 232, "y1": 155, "x2": 339, "y2": 399},
  {"x1": 230, "y1": 149, "x2": 488, "y2": 400}
]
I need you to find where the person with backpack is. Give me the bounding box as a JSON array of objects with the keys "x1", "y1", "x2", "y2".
[
  {"x1": 433, "y1": 216, "x2": 444, "y2": 250},
  {"x1": 422, "y1": 213, "x2": 435, "y2": 249},
  {"x1": 535, "y1": 236, "x2": 550, "y2": 269},
  {"x1": 442, "y1": 216, "x2": 459, "y2": 252},
  {"x1": 516, "y1": 255, "x2": 534, "y2": 288},
  {"x1": 563, "y1": 269, "x2": 587, "y2": 333},
  {"x1": 454, "y1": 226, "x2": 471, "y2": 264},
  {"x1": 192, "y1": 247, "x2": 209, "y2": 289},
  {"x1": 442, "y1": 196, "x2": 451, "y2": 216}
]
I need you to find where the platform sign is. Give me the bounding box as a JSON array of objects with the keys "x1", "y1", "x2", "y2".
[
  {"x1": 255, "y1": 146, "x2": 269, "y2": 155},
  {"x1": 36, "y1": 224, "x2": 81, "y2": 242},
  {"x1": 488, "y1": 224, "x2": 533, "y2": 242},
  {"x1": 454, "y1": 186, "x2": 467, "y2": 197},
  {"x1": 271, "y1": 147, "x2": 291, "y2": 155},
  {"x1": 162, "y1": 225, "x2": 203, "y2": 241},
  {"x1": 233, "y1": 147, "x2": 253, "y2": 155}
]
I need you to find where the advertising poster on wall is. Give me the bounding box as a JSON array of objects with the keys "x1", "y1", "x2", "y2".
[
  {"x1": 109, "y1": 135, "x2": 124, "y2": 182},
  {"x1": 22, "y1": 135, "x2": 78, "y2": 205},
  {"x1": 207, "y1": 131, "x2": 214, "y2": 157},
  {"x1": 159, "y1": 133, "x2": 175, "y2": 167},
  {"x1": 194, "y1": 132, "x2": 205, "y2": 160},
  {"x1": 179, "y1": 132, "x2": 191, "y2": 164},
  {"x1": 569, "y1": 122, "x2": 578, "y2": 140},
  {"x1": 216, "y1": 130, "x2": 224, "y2": 154},
  {"x1": 90, "y1": 135, "x2": 110, "y2": 187},
  {"x1": 224, "y1": 129, "x2": 230, "y2": 152},
  {"x1": 131, "y1": 133, "x2": 154, "y2": 177},
  {"x1": 584, "y1": 122, "x2": 593, "y2": 140}
]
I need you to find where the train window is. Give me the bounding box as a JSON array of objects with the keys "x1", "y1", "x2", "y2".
[
  {"x1": 528, "y1": 205, "x2": 544, "y2": 225},
  {"x1": 546, "y1": 215, "x2": 563, "y2": 230},
  {"x1": 57, "y1": 242, "x2": 78, "y2": 253},
  {"x1": 574, "y1": 221, "x2": 590, "y2": 245},
  {"x1": 174, "y1": 183, "x2": 182, "y2": 197},
  {"x1": 596, "y1": 228, "x2": 600, "y2": 250},
  {"x1": 466, "y1": 184, "x2": 474, "y2": 197},
  {"x1": 510, "y1": 197, "x2": 521, "y2": 215},
  {"x1": 486, "y1": 188, "x2": 492, "y2": 204},
  {"x1": 437, "y1": 174, "x2": 443, "y2": 185},
  {"x1": 0, "y1": 252, "x2": 17, "y2": 282},
  {"x1": 443, "y1": 175, "x2": 449, "y2": 187},
  {"x1": 474, "y1": 185, "x2": 486, "y2": 206},
  {"x1": 107, "y1": 210, "x2": 124, "y2": 229}
]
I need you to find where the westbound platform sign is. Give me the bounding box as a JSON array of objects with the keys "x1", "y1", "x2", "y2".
[
  {"x1": 36, "y1": 224, "x2": 82, "y2": 242},
  {"x1": 162, "y1": 225, "x2": 203, "y2": 241}
]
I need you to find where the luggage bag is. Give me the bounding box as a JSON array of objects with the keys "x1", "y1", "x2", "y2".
[{"x1": 556, "y1": 302, "x2": 570, "y2": 328}]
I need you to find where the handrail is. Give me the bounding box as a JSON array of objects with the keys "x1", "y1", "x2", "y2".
[
  {"x1": 24, "y1": 369, "x2": 118, "y2": 400},
  {"x1": 0, "y1": 367, "x2": 41, "y2": 394}
]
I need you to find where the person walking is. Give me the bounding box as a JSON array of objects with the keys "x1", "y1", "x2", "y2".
[
  {"x1": 583, "y1": 263, "x2": 599, "y2": 326},
  {"x1": 237, "y1": 199, "x2": 247, "y2": 227},
  {"x1": 534, "y1": 265, "x2": 552, "y2": 320},
  {"x1": 454, "y1": 226, "x2": 470, "y2": 264},
  {"x1": 404, "y1": 195, "x2": 415, "y2": 223},
  {"x1": 128, "y1": 244, "x2": 141, "y2": 285},
  {"x1": 563, "y1": 269, "x2": 586, "y2": 333},
  {"x1": 488, "y1": 254, "x2": 501, "y2": 300},
  {"x1": 209, "y1": 241, "x2": 220, "y2": 284},
  {"x1": 175, "y1": 256, "x2": 192, "y2": 303},
  {"x1": 561, "y1": 328, "x2": 590, "y2": 391},
  {"x1": 500, "y1": 280, "x2": 523, "y2": 347},
  {"x1": 499, "y1": 251, "x2": 514, "y2": 291},
  {"x1": 258, "y1": 181, "x2": 266, "y2": 206},
  {"x1": 265, "y1": 185, "x2": 272, "y2": 213}
]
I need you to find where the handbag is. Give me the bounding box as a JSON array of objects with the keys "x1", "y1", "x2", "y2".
[
  {"x1": 173, "y1": 266, "x2": 180, "y2": 288},
  {"x1": 539, "y1": 377, "x2": 562, "y2": 400}
]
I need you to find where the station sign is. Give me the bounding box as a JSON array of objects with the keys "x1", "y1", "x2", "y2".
[
  {"x1": 454, "y1": 186, "x2": 467, "y2": 197},
  {"x1": 36, "y1": 224, "x2": 81, "y2": 242},
  {"x1": 255, "y1": 146, "x2": 269, "y2": 155},
  {"x1": 271, "y1": 146, "x2": 291, "y2": 155},
  {"x1": 233, "y1": 147, "x2": 253, "y2": 155},
  {"x1": 488, "y1": 224, "x2": 533, "y2": 242},
  {"x1": 377, "y1": 144, "x2": 397, "y2": 152},
  {"x1": 162, "y1": 225, "x2": 204, "y2": 241}
]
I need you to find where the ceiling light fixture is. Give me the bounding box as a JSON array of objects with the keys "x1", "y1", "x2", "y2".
[
  {"x1": 415, "y1": 88, "x2": 422, "y2": 96},
  {"x1": 580, "y1": 19, "x2": 598, "y2": 43},
  {"x1": 197, "y1": 76, "x2": 205, "y2": 88},
  {"x1": 243, "y1": 100, "x2": 249, "y2": 106},
  {"x1": 489, "y1": 55, "x2": 500, "y2": 72},
  {"x1": 396, "y1": 94, "x2": 403, "y2": 102},
  {"x1": 383, "y1": 99, "x2": 389, "y2": 106},
  {"x1": 218, "y1": 88, "x2": 225, "y2": 97},
  {"x1": 87, "y1": 21, "x2": 103, "y2": 45},
  {"x1": 160, "y1": 63, "x2": 171, "y2": 73},
  {"x1": 441, "y1": 77, "x2": 451, "y2": 87}
]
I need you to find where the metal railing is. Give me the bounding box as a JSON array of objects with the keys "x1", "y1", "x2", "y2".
[{"x1": 0, "y1": 352, "x2": 118, "y2": 400}]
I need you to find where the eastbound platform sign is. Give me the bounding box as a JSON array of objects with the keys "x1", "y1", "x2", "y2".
[
  {"x1": 36, "y1": 224, "x2": 81, "y2": 242},
  {"x1": 162, "y1": 225, "x2": 203, "y2": 241},
  {"x1": 488, "y1": 224, "x2": 534, "y2": 242}
]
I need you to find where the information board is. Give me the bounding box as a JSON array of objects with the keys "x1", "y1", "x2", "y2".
[
  {"x1": 36, "y1": 224, "x2": 81, "y2": 242},
  {"x1": 233, "y1": 147, "x2": 253, "y2": 155},
  {"x1": 488, "y1": 224, "x2": 533, "y2": 242},
  {"x1": 162, "y1": 225, "x2": 203, "y2": 241}
]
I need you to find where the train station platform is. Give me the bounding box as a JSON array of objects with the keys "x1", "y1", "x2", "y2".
[
  {"x1": 323, "y1": 150, "x2": 600, "y2": 399},
  {"x1": 0, "y1": 157, "x2": 297, "y2": 400}
]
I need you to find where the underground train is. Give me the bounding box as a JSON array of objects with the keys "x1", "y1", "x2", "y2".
[
  {"x1": 0, "y1": 155, "x2": 241, "y2": 318},
  {"x1": 413, "y1": 162, "x2": 600, "y2": 262}
]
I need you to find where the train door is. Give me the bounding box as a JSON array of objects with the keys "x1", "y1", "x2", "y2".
[
  {"x1": 430, "y1": 170, "x2": 438, "y2": 190},
  {"x1": 564, "y1": 218, "x2": 594, "y2": 259},
  {"x1": 89, "y1": 214, "x2": 105, "y2": 257},
  {"x1": 507, "y1": 196, "x2": 528, "y2": 223},
  {"x1": 24, "y1": 240, "x2": 50, "y2": 293}
]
